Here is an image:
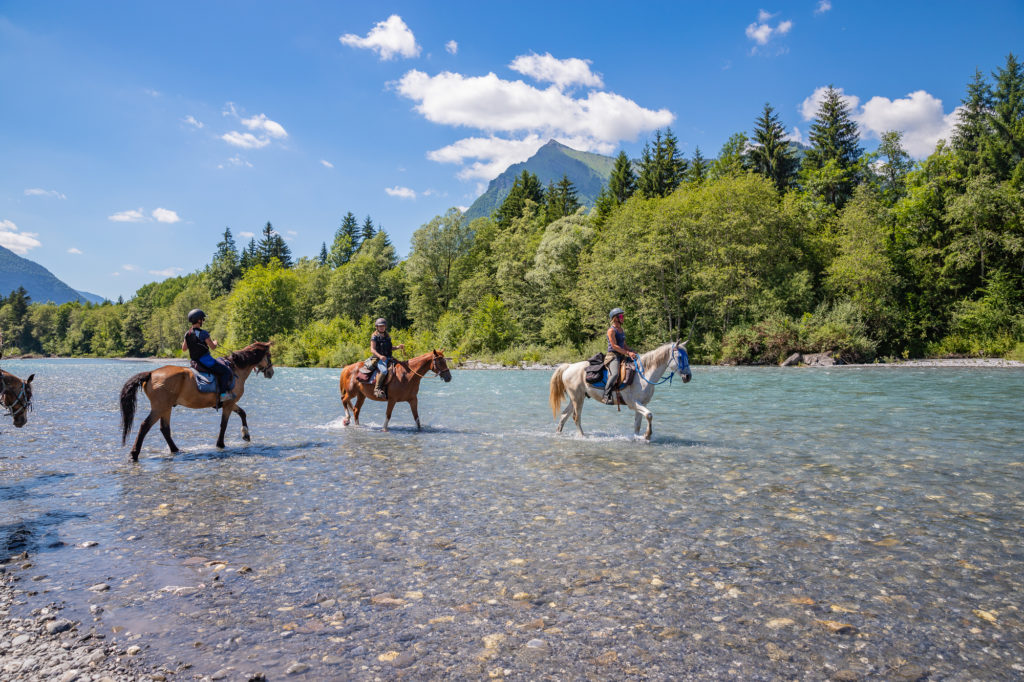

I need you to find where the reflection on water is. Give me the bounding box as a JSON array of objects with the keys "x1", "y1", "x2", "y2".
[{"x1": 2, "y1": 359, "x2": 1024, "y2": 679}]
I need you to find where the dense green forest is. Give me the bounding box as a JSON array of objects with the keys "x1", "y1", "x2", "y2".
[{"x1": 3, "y1": 55, "x2": 1023, "y2": 366}]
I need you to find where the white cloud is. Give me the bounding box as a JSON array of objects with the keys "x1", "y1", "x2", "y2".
[
  {"x1": 395, "y1": 68, "x2": 673, "y2": 180},
  {"x1": 815, "y1": 0, "x2": 832, "y2": 14},
  {"x1": 455, "y1": 205, "x2": 469, "y2": 213},
  {"x1": 239, "y1": 231, "x2": 255, "y2": 238},
  {"x1": 67, "y1": 247, "x2": 83, "y2": 254},
  {"x1": 0, "y1": 219, "x2": 41, "y2": 254},
  {"x1": 446, "y1": 40, "x2": 458, "y2": 55},
  {"x1": 508, "y1": 52, "x2": 603, "y2": 90},
  {"x1": 241, "y1": 113, "x2": 288, "y2": 139},
  {"x1": 340, "y1": 15, "x2": 420, "y2": 61},
  {"x1": 24, "y1": 188, "x2": 66, "y2": 199},
  {"x1": 111, "y1": 272, "x2": 120, "y2": 277},
  {"x1": 122, "y1": 264, "x2": 139, "y2": 271},
  {"x1": 286, "y1": 230, "x2": 298, "y2": 236},
  {"x1": 320, "y1": 159, "x2": 334, "y2": 168},
  {"x1": 219, "y1": 155, "x2": 253, "y2": 169},
  {"x1": 800, "y1": 86, "x2": 959, "y2": 158},
  {"x1": 746, "y1": 12, "x2": 793, "y2": 47},
  {"x1": 385, "y1": 185, "x2": 417, "y2": 199},
  {"x1": 149, "y1": 267, "x2": 184, "y2": 277},
  {"x1": 183, "y1": 115, "x2": 204, "y2": 129},
  {"x1": 785, "y1": 126, "x2": 805, "y2": 145},
  {"x1": 152, "y1": 208, "x2": 181, "y2": 223},
  {"x1": 109, "y1": 208, "x2": 146, "y2": 223},
  {"x1": 222, "y1": 131, "x2": 270, "y2": 149}
]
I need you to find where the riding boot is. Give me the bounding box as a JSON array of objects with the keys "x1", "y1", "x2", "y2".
[
  {"x1": 601, "y1": 382, "x2": 616, "y2": 405},
  {"x1": 373, "y1": 370, "x2": 387, "y2": 399}
]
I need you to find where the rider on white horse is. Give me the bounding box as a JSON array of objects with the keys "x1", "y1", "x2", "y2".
[{"x1": 602, "y1": 307, "x2": 637, "y2": 404}]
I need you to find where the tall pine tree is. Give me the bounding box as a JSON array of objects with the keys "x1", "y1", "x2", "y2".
[
  {"x1": 240, "y1": 238, "x2": 258, "y2": 271},
  {"x1": 206, "y1": 227, "x2": 241, "y2": 296},
  {"x1": 257, "y1": 221, "x2": 292, "y2": 267},
  {"x1": 636, "y1": 129, "x2": 687, "y2": 198},
  {"x1": 802, "y1": 86, "x2": 863, "y2": 207},
  {"x1": 748, "y1": 103, "x2": 798, "y2": 192},
  {"x1": 982, "y1": 53, "x2": 1024, "y2": 184},
  {"x1": 608, "y1": 151, "x2": 637, "y2": 203},
  {"x1": 361, "y1": 215, "x2": 376, "y2": 244},
  {"x1": 330, "y1": 212, "x2": 360, "y2": 267},
  {"x1": 687, "y1": 146, "x2": 708, "y2": 183},
  {"x1": 543, "y1": 174, "x2": 581, "y2": 223},
  {"x1": 952, "y1": 69, "x2": 994, "y2": 176},
  {"x1": 494, "y1": 170, "x2": 544, "y2": 228}
]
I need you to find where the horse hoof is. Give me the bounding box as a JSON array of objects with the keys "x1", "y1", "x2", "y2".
[
  {"x1": 216, "y1": 443, "x2": 225, "y2": 449},
  {"x1": 342, "y1": 418, "x2": 350, "y2": 426}
]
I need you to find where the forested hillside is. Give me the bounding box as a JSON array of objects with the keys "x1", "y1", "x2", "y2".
[{"x1": 3, "y1": 55, "x2": 1022, "y2": 365}]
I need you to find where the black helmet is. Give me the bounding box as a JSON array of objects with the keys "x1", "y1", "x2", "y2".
[
  {"x1": 188, "y1": 309, "x2": 206, "y2": 324},
  {"x1": 609, "y1": 307, "x2": 624, "y2": 320},
  {"x1": 374, "y1": 318, "x2": 387, "y2": 326}
]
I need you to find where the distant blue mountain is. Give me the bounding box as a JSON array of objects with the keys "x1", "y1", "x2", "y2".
[{"x1": 0, "y1": 245, "x2": 105, "y2": 304}]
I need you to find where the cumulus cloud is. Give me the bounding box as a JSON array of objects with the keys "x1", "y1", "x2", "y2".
[
  {"x1": 149, "y1": 267, "x2": 184, "y2": 277},
  {"x1": 746, "y1": 11, "x2": 792, "y2": 48},
  {"x1": 394, "y1": 68, "x2": 673, "y2": 180},
  {"x1": 183, "y1": 115, "x2": 204, "y2": 129},
  {"x1": 24, "y1": 188, "x2": 66, "y2": 199},
  {"x1": 800, "y1": 85, "x2": 959, "y2": 158},
  {"x1": 152, "y1": 208, "x2": 181, "y2": 223},
  {"x1": 67, "y1": 247, "x2": 83, "y2": 254},
  {"x1": 508, "y1": 52, "x2": 603, "y2": 90},
  {"x1": 320, "y1": 159, "x2": 334, "y2": 168},
  {"x1": 446, "y1": 40, "x2": 458, "y2": 55},
  {"x1": 815, "y1": 1, "x2": 832, "y2": 14},
  {"x1": 219, "y1": 155, "x2": 253, "y2": 169},
  {"x1": 0, "y1": 219, "x2": 41, "y2": 254},
  {"x1": 385, "y1": 185, "x2": 417, "y2": 199},
  {"x1": 340, "y1": 15, "x2": 420, "y2": 61},
  {"x1": 241, "y1": 113, "x2": 288, "y2": 139},
  {"x1": 785, "y1": 126, "x2": 805, "y2": 145},
  {"x1": 222, "y1": 131, "x2": 270, "y2": 149},
  {"x1": 239, "y1": 231, "x2": 255, "y2": 238},
  {"x1": 109, "y1": 208, "x2": 146, "y2": 223},
  {"x1": 122, "y1": 264, "x2": 139, "y2": 271}
]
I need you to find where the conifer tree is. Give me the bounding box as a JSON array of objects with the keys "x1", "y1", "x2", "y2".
[
  {"x1": 240, "y1": 238, "x2": 258, "y2": 271},
  {"x1": 982, "y1": 53, "x2": 1024, "y2": 183},
  {"x1": 257, "y1": 221, "x2": 292, "y2": 267},
  {"x1": 748, "y1": 103, "x2": 798, "y2": 192},
  {"x1": 318, "y1": 242, "x2": 329, "y2": 266},
  {"x1": 206, "y1": 227, "x2": 241, "y2": 296},
  {"x1": 608, "y1": 151, "x2": 636, "y2": 203},
  {"x1": 802, "y1": 86, "x2": 863, "y2": 206},
  {"x1": 952, "y1": 69, "x2": 994, "y2": 174},
  {"x1": 636, "y1": 129, "x2": 687, "y2": 197},
  {"x1": 361, "y1": 215, "x2": 376, "y2": 244},
  {"x1": 494, "y1": 170, "x2": 543, "y2": 228},
  {"x1": 544, "y1": 174, "x2": 581, "y2": 223},
  {"x1": 875, "y1": 130, "x2": 914, "y2": 202},
  {"x1": 687, "y1": 146, "x2": 708, "y2": 183},
  {"x1": 330, "y1": 212, "x2": 359, "y2": 267}
]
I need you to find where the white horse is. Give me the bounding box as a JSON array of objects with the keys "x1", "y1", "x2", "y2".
[{"x1": 549, "y1": 341, "x2": 692, "y2": 441}]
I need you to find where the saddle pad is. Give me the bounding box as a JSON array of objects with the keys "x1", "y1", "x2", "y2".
[
  {"x1": 356, "y1": 370, "x2": 375, "y2": 384},
  {"x1": 191, "y1": 369, "x2": 219, "y2": 394}
]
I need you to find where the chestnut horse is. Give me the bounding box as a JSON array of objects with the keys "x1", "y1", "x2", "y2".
[
  {"x1": 119, "y1": 342, "x2": 274, "y2": 459},
  {"x1": 339, "y1": 349, "x2": 451, "y2": 431},
  {"x1": 0, "y1": 333, "x2": 34, "y2": 430}
]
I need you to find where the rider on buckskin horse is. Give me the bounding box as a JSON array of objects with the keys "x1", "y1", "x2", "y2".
[
  {"x1": 370, "y1": 317, "x2": 404, "y2": 398},
  {"x1": 182, "y1": 309, "x2": 235, "y2": 405},
  {"x1": 602, "y1": 307, "x2": 637, "y2": 404}
]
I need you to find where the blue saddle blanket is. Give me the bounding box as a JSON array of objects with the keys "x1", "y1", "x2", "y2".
[
  {"x1": 590, "y1": 368, "x2": 608, "y2": 389},
  {"x1": 191, "y1": 369, "x2": 220, "y2": 394}
]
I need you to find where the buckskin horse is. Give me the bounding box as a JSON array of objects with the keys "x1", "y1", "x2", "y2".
[
  {"x1": 339, "y1": 349, "x2": 452, "y2": 431},
  {"x1": 549, "y1": 340, "x2": 692, "y2": 441},
  {"x1": 0, "y1": 332, "x2": 34, "y2": 430},
  {"x1": 119, "y1": 342, "x2": 274, "y2": 459}
]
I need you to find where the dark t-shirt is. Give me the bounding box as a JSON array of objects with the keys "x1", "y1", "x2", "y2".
[
  {"x1": 371, "y1": 331, "x2": 393, "y2": 359},
  {"x1": 184, "y1": 328, "x2": 212, "y2": 362},
  {"x1": 607, "y1": 326, "x2": 626, "y2": 354}
]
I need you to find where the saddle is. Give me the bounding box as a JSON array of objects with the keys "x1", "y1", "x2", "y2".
[
  {"x1": 356, "y1": 358, "x2": 392, "y2": 385},
  {"x1": 189, "y1": 359, "x2": 236, "y2": 393},
  {"x1": 584, "y1": 353, "x2": 634, "y2": 390}
]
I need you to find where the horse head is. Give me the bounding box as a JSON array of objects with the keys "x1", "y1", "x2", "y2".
[
  {"x1": 1, "y1": 372, "x2": 34, "y2": 428},
  {"x1": 256, "y1": 342, "x2": 274, "y2": 378},
  {"x1": 433, "y1": 349, "x2": 452, "y2": 383},
  {"x1": 673, "y1": 339, "x2": 692, "y2": 384}
]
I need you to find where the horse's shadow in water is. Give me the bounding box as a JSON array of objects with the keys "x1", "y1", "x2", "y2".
[
  {"x1": 0, "y1": 510, "x2": 87, "y2": 562},
  {"x1": 0, "y1": 472, "x2": 74, "y2": 502},
  {"x1": 153, "y1": 439, "x2": 331, "y2": 463}
]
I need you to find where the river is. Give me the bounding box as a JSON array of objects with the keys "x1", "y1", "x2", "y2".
[{"x1": 2, "y1": 359, "x2": 1023, "y2": 680}]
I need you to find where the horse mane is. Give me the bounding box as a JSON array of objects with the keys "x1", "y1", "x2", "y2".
[
  {"x1": 639, "y1": 342, "x2": 675, "y2": 369},
  {"x1": 227, "y1": 342, "x2": 270, "y2": 369}
]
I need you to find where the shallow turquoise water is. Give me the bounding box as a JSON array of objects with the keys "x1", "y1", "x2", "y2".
[{"x1": 2, "y1": 359, "x2": 1023, "y2": 679}]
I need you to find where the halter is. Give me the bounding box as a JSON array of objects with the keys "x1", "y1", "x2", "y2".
[
  {"x1": 253, "y1": 352, "x2": 273, "y2": 376},
  {"x1": 405, "y1": 354, "x2": 448, "y2": 379},
  {"x1": 633, "y1": 346, "x2": 690, "y2": 386},
  {"x1": 0, "y1": 372, "x2": 32, "y2": 420}
]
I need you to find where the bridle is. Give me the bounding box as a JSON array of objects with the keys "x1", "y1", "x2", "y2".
[
  {"x1": 254, "y1": 352, "x2": 273, "y2": 377},
  {"x1": 633, "y1": 345, "x2": 691, "y2": 386},
  {"x1": 0, "y1": 371, "x2": 32, "y2": 421},
  {"x1": 405, "y1": 354, "x2": 449, "y2": 379}
]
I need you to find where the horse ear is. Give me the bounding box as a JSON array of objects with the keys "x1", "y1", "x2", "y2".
[
  {"x1": 26, "y1": 374, "x2": 35, "y2": 384},
  {"x1": 436, "y1": 348, "x2": 444, "y2": 355},
  {"x1": 681, "y1": 339, "x2": 688, "y2": 348}
]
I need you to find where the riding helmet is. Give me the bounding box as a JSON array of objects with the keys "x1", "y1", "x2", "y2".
[
  {"x1": 375, "y1": 318, "x2": 387, "y2": 326},
  {"x1": 188, "y1": 309, "x2": 206, "y2": 324},
  {"x1": 609, "y1": 307, "x2": 624, "y2": 320}
]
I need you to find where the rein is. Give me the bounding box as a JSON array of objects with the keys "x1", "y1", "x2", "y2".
[
  {"x1": 633, "y1": 347, "x2": 689, "y2": 387},
  {"x1": 401, "y1": 355, "x2": 444, "y2": 379}
]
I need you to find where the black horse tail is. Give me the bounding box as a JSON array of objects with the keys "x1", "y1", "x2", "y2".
[{"x1": 120, "y1": 371, "x2": 150, "y2": 446}]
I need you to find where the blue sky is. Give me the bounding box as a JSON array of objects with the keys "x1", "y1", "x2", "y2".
[{"x1": 1, "y1": 1, "x2": 1021, "y2": 300}]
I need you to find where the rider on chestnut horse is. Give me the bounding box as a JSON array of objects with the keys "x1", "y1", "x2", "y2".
[
  {"x1": 182, "y1": 309, "x2": 235, "y2": 406},
  {"x1": 370, "y1": 317, "x2": 404, "y2": 398}
]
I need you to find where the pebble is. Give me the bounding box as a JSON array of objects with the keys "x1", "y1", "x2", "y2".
[
  {"x1": 285, "y1": 662, "x2": 310, "y2": 675},
  {"x1": 87, "y1": 583, "x2": 110, "y2": 593}
]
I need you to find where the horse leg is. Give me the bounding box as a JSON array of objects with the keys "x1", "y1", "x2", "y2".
[
  {"x1": 159, "y1": 412, "x2": 179, "y2": 453},
  {"x1": 633, "y1": 411, "x2": 644, "y2": 436},
  {"x1": 383, "y1": 400, "x2": 396, "y2": 432},
  {"x1": 216, "y1": 408, "x2": 231, "y2": 449},
  {"x1": 130, "y1": 411, "x2": 158, "y2": 461},
  {"x1": 353, "y1": 393, "x2": 365, "y2": 425},
  {"x1": 234, "y1": 406, "x2": 250, "y2": 441},
  {"x1": 556, "y1": 399, "x2": 573, "y2": 433},
  {"x1": 632, "y1": 403, "x2": 653, "y2": 441},
  {"x1": 408, "y1": 397, "x2": 421, "y2": 430}
]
